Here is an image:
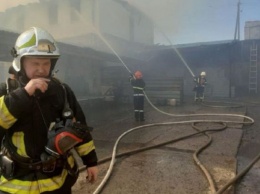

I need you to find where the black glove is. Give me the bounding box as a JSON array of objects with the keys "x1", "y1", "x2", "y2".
[{"x1": 129, "y1": 74, "x2": 134, "y2": 80}]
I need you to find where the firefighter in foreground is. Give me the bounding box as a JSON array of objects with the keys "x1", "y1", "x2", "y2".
[
  {"x1": 130, "y1": 71, "x2": 146, "y2": 121},
  {"x1": 0, "y1": 27, "x2": 98, "y2": 194},
  {"x1": 193, "y1": 71, "x2": 207, "y2": 101}
]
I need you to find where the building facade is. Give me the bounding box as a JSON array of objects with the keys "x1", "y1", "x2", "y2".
[
  {"x1": 0, "y1": 0, "x2": 153, "y2": 102},
  {"x1": 245, "y1": 21, "x2": 260, "y2": 40},
  {"x1": 0, "y1": 0, "x2": 154, "y2": 57}
]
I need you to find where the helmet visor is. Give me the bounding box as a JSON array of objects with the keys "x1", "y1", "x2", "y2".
[{"x1": 37, "y1": 39, "x2": 57, "y2": 53}]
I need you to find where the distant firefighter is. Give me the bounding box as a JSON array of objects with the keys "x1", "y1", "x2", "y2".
[
  {"x1": 129, "y1": 70, "x2": 146, "y2": 121},
  {"x1": 193, "y1": 71, "x2": 207, "y2": 101}
]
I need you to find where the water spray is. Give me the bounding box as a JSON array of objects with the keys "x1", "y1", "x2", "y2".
[
  {"x1": 74, "y1": 9, "x2": 132, "y2": 75},
  {"x1": 125, "y1": 0, "x2": 195, "y2": 77}
]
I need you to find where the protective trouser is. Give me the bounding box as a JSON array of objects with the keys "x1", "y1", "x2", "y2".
[
  {"x1": 133, "y1": 95, "x2": 144, "y2": 121},
  {"x1": 194, "y1": 86, "x2": 205, "y2": 101}
]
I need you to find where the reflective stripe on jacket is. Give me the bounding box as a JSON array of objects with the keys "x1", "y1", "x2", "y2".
[
  {"x1": 130, "y1": 78, "x2": 145, "y2": 95},
  {"x1": 0, "y1": 96, "x2": 17, "y2": 129}
]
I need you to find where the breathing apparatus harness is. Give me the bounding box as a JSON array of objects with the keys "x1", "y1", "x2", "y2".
[{"x1": 0, "y1": 78, "x2": 90, "y2": 179}]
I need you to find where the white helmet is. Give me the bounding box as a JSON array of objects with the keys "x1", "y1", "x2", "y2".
[
  {"x1": 200, "y1": 71, "x2": 206, "y2": 76},
  {"x1": 11, "y1": 27, "x2": 60, "y2": 72}
]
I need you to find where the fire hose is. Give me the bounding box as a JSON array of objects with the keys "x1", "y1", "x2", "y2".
[{"x1": 85, "y1": 91, "x2": 255, "y2": 194}]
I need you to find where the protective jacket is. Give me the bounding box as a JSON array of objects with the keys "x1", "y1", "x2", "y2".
[
  {"x1": 130, "y1": 77, "x2": 145, "y2": 95},
  {"x1": 0, "y1": 78, "x2": 97, "y2": 194},
  {"x1": 194, "y1": 76, "x2": 207, "y2": 87}
]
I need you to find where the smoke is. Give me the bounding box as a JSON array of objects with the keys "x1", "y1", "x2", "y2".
[{"x1": 0, "y1": 0, "x2": 39, "y2": 12}]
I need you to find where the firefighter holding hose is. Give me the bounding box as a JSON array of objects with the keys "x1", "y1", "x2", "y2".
[
  {"x1": 193, "y1": 71, "x2": 207, "y2": 101},
  {"x1": 129, "y1": 71, "x2": 146, "y2": 122}
]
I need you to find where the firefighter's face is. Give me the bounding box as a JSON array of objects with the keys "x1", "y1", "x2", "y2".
[{"x1": 22, "y1": 57, "x2": 51, "y2": 79}]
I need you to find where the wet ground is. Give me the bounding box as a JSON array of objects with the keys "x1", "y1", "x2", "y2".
[{"x1": 72, "y1": 96, "x2": 260, "y2": 194}]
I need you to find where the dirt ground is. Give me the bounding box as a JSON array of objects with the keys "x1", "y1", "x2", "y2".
[{"x1": 72, "y1": 96, "x2": 260, "y2": 194}]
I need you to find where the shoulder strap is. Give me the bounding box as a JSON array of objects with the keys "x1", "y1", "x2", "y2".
[
  {"x1": 60, "y1": 84, "x2": 74, "y2": 119},
  {"x1": 50, "y1": 77, "x2": 74, "y2": 119},
  {"x1": 6, "y1": 78, "x2": 19, "y2": 94}
]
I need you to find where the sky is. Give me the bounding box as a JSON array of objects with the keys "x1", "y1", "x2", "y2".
[
  {"x1": 128, "y1": 0, "x2": 260, "y2": 44},
  {"x1": 0, "y1": 0, "x2": 260, "y2": 45}
]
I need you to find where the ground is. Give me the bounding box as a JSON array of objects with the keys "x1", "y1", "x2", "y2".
[{"x1": 72, "y1": 96, "x2": 260, "y2": 194}]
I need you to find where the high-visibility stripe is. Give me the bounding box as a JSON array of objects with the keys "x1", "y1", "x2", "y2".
[
  {"x1": 12, "y1": 132, "x2": 29, "y2": 157},
  {"x1": 133, "y1": 94, "x2": 144, "y2": 96},
  {"x1": 18, "y1": 34, "x2": 36, "y2": 49},
  {"x1": 0, "y1": 97, "x2": 17, "y2": 129},
  {"x1": 132, "y1": 86, "x2": 143, "y2": 90},
  {"x1": 68, "y1": 155, "x2": 75, "y2": 166},
  {"x1": 134, "y1": 110, "x2": 144, "y2": 112},
  {"x1": 0, "y1": 169, "x2": 68, "y2": 193},
  {"x1": 0, "y1": 156, "x2": 75, "y2": 193},
  {"x1": 76, "y1": 141, "x2": 95, "y2": 156}
]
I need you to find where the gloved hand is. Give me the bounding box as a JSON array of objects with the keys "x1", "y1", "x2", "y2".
[{"x1": 129, "y1": 74, "x2": 134, "y2": 80}]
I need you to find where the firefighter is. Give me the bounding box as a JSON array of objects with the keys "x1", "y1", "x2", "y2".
[
  {"x1": 130, "y1": 70, "x2": 146, "y2": 121},
  {"x1": 0, "y1": 27, "x2": 98, "y2": 194},
  {"x1": 193, "y1": 71, "x2": 207, "y2": 101}
]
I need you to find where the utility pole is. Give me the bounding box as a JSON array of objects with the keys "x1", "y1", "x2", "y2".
[
  {"x1": 231, "y1": 0, "x2": 241, "y2": 98},
  {"x1": 234, "y1": 0, "x2": 241, "y2": 40}
]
